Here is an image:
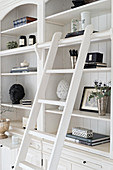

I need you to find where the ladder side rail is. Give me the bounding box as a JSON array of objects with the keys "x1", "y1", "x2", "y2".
[
  {"x1": 14, "y1": 32, "x2": 62, "y2": 170},
  {"x1": 47, "y1": 25, "x2": 93, "y2": 170}
]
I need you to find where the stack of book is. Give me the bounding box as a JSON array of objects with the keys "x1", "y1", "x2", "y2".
[
  {"x1": 84, "y1": 52, "x2": 107, "y2": 69},
  {"x1": 13, "y1": 16, "x2": 37, "y2": 28},
  {"x1": 84, "y1": 62, "x2": 107, "y2": 69},
  {"x1": 22, "y1": 100, "x2": 32, "y2": 105},
  {"x1": 66, "y1": 133, "x2": 110, "y2": 146},
  {"x1": 10, "y1": 67, "x2": 37, "y2": 73}
]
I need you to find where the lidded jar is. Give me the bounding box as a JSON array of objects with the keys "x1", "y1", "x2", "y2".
[
  {"x1": 19, "y1": 35, "x2": 27, "y2": 47},
  {"x1": 28, "y1": 35, "x2": 36, "y2": 45}
]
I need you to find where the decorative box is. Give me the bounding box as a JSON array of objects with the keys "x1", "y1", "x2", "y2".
[
  {"x1": 13, "y1": 16, "x2": 37, "y2": 28},
  {"x1": 84, "y1": 0, "x2": 98, "y2": 4},
  {"x1": 71, "y1": 0, "x2": 85, "y2": 8},
  {"x1": 86, "y1": 52, "x2": 103, "y2": 63},
  {"x1": 72, "y1": 127, "x2": 93, "y2": 138}
]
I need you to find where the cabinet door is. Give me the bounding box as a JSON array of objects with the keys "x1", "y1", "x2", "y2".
[
  {"x1": 0, "y1": 146, "x2": 2, "y2": 170},
  {"x1": 26, "y1": 147, "x2": 41, "y2": 167},
  {"x1": 1, "y1": 146, "x2": 18, "y2": 170},
  {"x1": 72, "y1": 163, "x2": 92, "y2": 170},
  {"x1": 43, "y1": 153, "x2": 71, "y2": 170}
]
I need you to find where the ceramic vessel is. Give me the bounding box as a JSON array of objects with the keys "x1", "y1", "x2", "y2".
[
  {"x1": 0, "y1": 119, "x2": 10, "y2": 139},
  {"x1": 81, "y1": 11, "x2": 91, "y2": 30}
]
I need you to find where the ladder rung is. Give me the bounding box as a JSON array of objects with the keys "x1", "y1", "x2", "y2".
[
  {"x1": 29, "y1": 130, "x2": 55, "y2": 142},
  {"x1": 38, "y1": 99, "x2": 66, "y2": 106},
  {"x1": 46, "y1": 69, "x2": 74, "y2": 74},
  {"x1": 19, "y1": 161, "x2": 42, "y2": 170}
]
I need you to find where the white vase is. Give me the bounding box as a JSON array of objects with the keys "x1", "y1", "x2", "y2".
[{"x1": 81, "y1": 11, "x2": 91, "y2": 30}]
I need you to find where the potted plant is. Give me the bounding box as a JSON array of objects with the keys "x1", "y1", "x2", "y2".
[{"x1": 89, "y1": 81, "x2": 111, "y2": 116}]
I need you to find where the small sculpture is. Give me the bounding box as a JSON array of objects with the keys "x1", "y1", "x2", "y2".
[
  {"x1": 9, "y1": 84, "x2": 25, "y2": 104},
  {"x1": 56, "y1": 80, "x2": 69, "y2": 111},
  {"x1": 20, "y1": 60, "x2": 29, "y2": 67}
]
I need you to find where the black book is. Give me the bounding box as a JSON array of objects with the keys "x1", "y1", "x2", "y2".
[
  {"x1": 66, "y1": 137, "x2": 110, "y2": 146},
  {"x1": 84, "y1": 64, "x2": 107, "y2": 69},
  {"x1": 65, "y1": 31, "x2": 97, "y2": 38},
  {"x1": 66, "y1": 133, "x2": 110, "y2": 143},
  {"x1": 10, "y1": 67, "x2": 37, "y2": 73}
]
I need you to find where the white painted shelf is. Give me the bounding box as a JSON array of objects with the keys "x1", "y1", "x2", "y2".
[
  {"x1": 65, "y1": 139, "x2": 110, "y2": 158},
  {"x1": 38, "y1": 30, "x2": 111, "y2": 49},
  {"x1": 28, "y1": 130, "x2": 110, "y2": 158},
  {"x1": 46, "y1": 69, "x2": 74, "y2": 74},
  {"x1": 0, "y1": 137, "x2": 20, "y2": 149},
  {"x1": 46, "y1": 0, "x2": 110, "y2": 25},
  {"x1": 83, "y1": 67, "x2": 111, "y2": 72},
  {"x1": 9, "y1": 121, "x2": 110, "y2": 157},
  {"x1": 1, "y1": 21, "x2": 37, "y2": 36},
  {"x1": 10, "y1": 120, "x2": 23, "y2": 129},
  {"x1": 0, "y1": 45, "x2": 35, "y2": 57},
  {"x1": 38, "y1": 99, "x2": 66, "y2": 106},
  {"x1": 46, "y1": 68, "x2": 111, "y2": 74},
  {"x1": 1, "y1": 72, "x2": 37, "y2": 76},
  {"x1": 1, "y1": 103, "x2": 32, "y2": 110},
  {"x1": 46, "y1": 109, "x2": 110, "y2": 121},
  {"x1": 0, "y1": 30, "x2": 111, "y2": 56}
]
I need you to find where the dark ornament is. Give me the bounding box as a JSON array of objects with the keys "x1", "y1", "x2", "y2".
[
  {"x1": 9, "y1": 84, "x2": 25, "y2": 104},
  {"x1": 71, "y1": 0, "x2": 85, "y2": 8}
]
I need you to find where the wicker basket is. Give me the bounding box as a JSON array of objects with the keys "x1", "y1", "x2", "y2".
[{"x1": 84, "y1": 0, "x2": 98, "y2": 4}]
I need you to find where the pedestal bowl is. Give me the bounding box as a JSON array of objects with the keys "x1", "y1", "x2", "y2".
[{"x1": 0, "y1": 119, "x2": 10, "y2": 139}]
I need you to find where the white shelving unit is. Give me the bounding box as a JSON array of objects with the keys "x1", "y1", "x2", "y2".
[
  {"x1": 0, "y1": 2, "x2": 44, "y2": 126},
  {"x1": 43, "y1": 0, "x2": 113, "y2": 161},
  {"x1": 1, "y1": 0, "x2": 113, "y2": 169}
]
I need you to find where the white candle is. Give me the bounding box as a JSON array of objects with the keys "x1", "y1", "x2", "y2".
[{"x1": 12, "y1": 135, "x2": 19, "y2": 145}]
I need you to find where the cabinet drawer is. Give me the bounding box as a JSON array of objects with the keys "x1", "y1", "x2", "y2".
[
  {"x1": 27, "y1": 147, "x2": 41, "y2": 167},
  {"x1": 72, "y1": 160, "x2": 102, "y2": 170},
  {"x1": 81, "y1": 160, "x2": 102, "y2": 170},
  {"x1": 72, "y1": 163, "x2": 91, "y2": 170},
  {"x1": 30, "y1": 140, "x2": 41, "y2": 150},
  {"x1": 43, "y1": 142, "x2": 53, "y2": 154}
]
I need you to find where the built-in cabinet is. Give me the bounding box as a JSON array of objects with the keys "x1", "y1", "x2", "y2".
[
  {"x1": 0, "y1": 141, "x2": 18, "y2": 170},
  {"x1": 0, "y1": 0, "x2": 113, "y2": 169}
]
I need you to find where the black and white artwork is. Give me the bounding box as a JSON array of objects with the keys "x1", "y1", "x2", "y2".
[{"x1": 80, "y1": 87, "x2": 98, "y2": 112}]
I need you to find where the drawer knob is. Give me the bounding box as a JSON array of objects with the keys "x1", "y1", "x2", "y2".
[{"x1": 83, "y1": 161, "x2": 87, "y2": 164}]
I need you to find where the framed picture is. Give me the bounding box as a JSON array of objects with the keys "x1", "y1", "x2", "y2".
[{"x1": 80, "y1": 87, "x2": 98, "y2": 112}]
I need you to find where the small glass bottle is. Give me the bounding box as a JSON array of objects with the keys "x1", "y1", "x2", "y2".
[
  {"x1": 19, "y1": 35, "x2": 27, "y2": 47},
  {"x1": 28, "y1": 35, "x2": 36, "y2": 45}
]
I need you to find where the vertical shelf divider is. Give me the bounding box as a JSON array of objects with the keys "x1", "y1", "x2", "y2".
[{"x1": 110, "y1": 0, "x2": 113, "y2": 159}]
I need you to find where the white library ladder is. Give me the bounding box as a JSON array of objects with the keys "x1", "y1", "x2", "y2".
[{"x1": 14, "y1": 25, "x2": 93, "y2": 170}]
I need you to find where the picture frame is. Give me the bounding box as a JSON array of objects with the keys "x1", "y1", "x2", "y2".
[{"x1": 80, "y1": 86, "x2": 98, "y2": 112}]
